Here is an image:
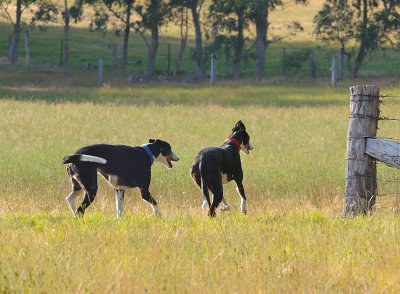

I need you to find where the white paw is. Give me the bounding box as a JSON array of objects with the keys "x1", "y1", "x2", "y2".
[
  {"x1": 202, "y1": 201, "x2": 208, "y2": 210},
  {"x1": 221, "y1": 205, "x2": 231, "y2": 211}
]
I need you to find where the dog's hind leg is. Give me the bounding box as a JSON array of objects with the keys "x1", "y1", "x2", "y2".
[
  {"x1": 75, "y1": 164, "x2": 98, "y2": 216},
  {"x1": 66, "y1": 182, "x2": 82, "y2": 216},
  {"x1": 206, "y1": 170, "x2": 223, "y2": 218},
  {"x1": 115, "y1": 189, "x2": 125, "y2": 218},
  {"x1": 65, "y1": 165, "x2": 83, "y2": 216},
  {"x1": 140, "y1": 188, "x2": 161, "y2": 217},
  {"x1": 220, "y1": 198, "x2": 231, "y2": 211}
]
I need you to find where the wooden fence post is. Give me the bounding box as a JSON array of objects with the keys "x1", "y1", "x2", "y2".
[
  {"x1": 98, "y1": 58, "x2": 103, "y2": 87},
  {"x1": 112, "y1": 44, "x2": 117, "y2": 65},
  {"x1": 343, "y1": 85, "x2": 380, "y2": 217},
  {"x1": 332, "y1": 56, "x2": 337, "y2": 87},
  {"x1": 24, "y1": 28, "x2": 30, "y2": 68},
  {"x1": 210, "y1": 53, "x2": 216, "y2": 86},
  {"x1": 309, "y1": 49, "x2": 315, "y2": 78}
]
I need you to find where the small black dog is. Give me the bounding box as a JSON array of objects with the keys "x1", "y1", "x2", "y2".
[
  {"x1": 62, "y1": 139, "x2": 179, "y2": 218},
  {"x1": 190, "y1": 121, "x2": 253, "y2": 217}
]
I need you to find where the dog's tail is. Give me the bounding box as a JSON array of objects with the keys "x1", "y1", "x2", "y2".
[{"x1": 62, "y1": 154, "x2": 107, "y2": 165}]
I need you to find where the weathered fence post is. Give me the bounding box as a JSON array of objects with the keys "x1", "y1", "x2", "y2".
[
  {"x1": 309, "y1": 49, "x2": 315, "y2": 78},
  {"x1": 24, "y1": 28, "x2": 30, "y2": 68},
  {"x1": 8, "y1": 35, "x2": 13, "y2": 60},
  {"x1": 332, "y1": 56, "x2": 337, "y2": 87},
  {"x1": 112, "y1": 44, "x2": 118, "y2": 65},
  {"x1": 210, "y1": 53, "x2": 216, "y2": 86},
  {"x1": 98, "y1": 58, "x2": 103, "y2": 87},
  {"x1": 343, "y1": 85, "x2": 380, "y2": 217}
]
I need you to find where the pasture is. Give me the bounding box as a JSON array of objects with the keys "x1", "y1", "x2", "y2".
[{"x1": 1, "y1": 80, "x2": 400, "y2": 292}]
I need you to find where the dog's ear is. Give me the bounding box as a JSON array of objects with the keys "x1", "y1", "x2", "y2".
[
  {"x1": 232, "y1": 120, "x2": 246, "y2": 132},
  {"x1": 149, "y1": 139, "x2": 156, "y2": 143}
]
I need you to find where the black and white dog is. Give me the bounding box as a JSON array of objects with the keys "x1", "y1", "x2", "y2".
[
  {"x1": 62, "y1": 139, "x2": 179, "y2": 218},
  {"x1": 190, "y1": 121, "x2": 253, "y2": 217}
]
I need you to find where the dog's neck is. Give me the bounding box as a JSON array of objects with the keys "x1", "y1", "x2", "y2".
[
  {"x1": 141, "y1": 144, "x2": 155, "y2": 165},
  {"x1": 225, "y1": 137, "x2": 241, "y2": 150}
]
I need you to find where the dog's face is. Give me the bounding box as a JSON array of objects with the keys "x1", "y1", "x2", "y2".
[
  {"x1": 232, "y1": 120, "x2": 254, "y2": 155},
  {"x1": 149, "y1": 139, "x2": 180, "y2": 169}
]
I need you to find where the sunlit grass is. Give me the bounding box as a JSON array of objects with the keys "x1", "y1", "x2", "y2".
[{"x1": 2, "y1": 83, "x2": 400, "y2": 292}]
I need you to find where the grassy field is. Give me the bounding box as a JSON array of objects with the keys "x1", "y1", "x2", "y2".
[
  {"x1": 1, "y1": 80, "x2": 400, "y2": 292},
  {"x1": 1, "y1": 0, "x2": 400, "y2": 292},
  {"x1": 1, "y1": 0, "x2": 400, "y2": 78}
]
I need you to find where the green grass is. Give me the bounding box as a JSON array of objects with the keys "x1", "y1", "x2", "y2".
[
  {"x1": 1, "y1": 0, "x2": 400, "y2": 78},
  {"x1": 1, "y1": 83, "x2": 400, "y2": 292},
  {"x1": 2, "y1": 212, "x2": 400, "y2": 293},
  {"x1": 2, "y1": 1, "x2": 400, "y2": 291}
]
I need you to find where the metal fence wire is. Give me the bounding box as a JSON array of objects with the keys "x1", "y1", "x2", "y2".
[{"x1": 372, "y1": 95, "x2": 400, "y2": 200}]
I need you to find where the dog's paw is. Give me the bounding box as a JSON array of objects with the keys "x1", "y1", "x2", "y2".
[
  {"x1": 201, "y1": 201, "x2": 208, "y2": 210},
  {"x1": 241, "y1": 209, "x2": 247, "y2": 215},
  {"x1": 221, "y1": 205, "x2": 231, "y2": 212}
]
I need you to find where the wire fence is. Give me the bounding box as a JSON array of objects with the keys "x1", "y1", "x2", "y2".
[{"x1": 371, "y1": 95, "x2": 400, "y2": 205}]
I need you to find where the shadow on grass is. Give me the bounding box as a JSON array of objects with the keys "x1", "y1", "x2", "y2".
[{"x1": 0, "y1": 76, "x2": 349, "y2": 108}]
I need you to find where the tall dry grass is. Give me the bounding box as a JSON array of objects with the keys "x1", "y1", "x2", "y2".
[{"x1": 1, "y1": 83, "x2": 400, "y2": 292}]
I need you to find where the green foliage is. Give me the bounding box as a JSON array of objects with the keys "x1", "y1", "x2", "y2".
[
  {"x1": 282, "y1": 49, "x2": 308, "y2": 74},
  {"x1": 314, "y1": 0, "x2": 400, "y2": 76}
]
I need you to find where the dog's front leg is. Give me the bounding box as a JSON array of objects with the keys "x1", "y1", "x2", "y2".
[
  {"x1": 235, "y1": 182, "x2": 247, "y2": 215},
  {"x1": 140, "y1": 188, "x2": 162, "y2": 217},
  {"x1": 115, "y1": 189, "x2": 125, "y2": 218}
]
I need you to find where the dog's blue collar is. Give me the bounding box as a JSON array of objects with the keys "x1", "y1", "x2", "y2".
[{"x1": 141, "y1": 144, "x2": 155, "y2": 165}]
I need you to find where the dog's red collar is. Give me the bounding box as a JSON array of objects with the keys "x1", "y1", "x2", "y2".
[{"x1": 225, "y1": 137, "x2": 241, "y2": 150}]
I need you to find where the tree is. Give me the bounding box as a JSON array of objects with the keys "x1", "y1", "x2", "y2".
[
  {"x1": 249, "y1": 0, "x2": 306, "y2": 77},
  {"x1": 87, "y1": 0, "x2": 136, "y2": 69},
  {"x1": 169, "y1": 0, "x2": 189, "y2": 78},
  {"x1": 209, "y1": 0, "x2": 252, "y2": 78},
  {"x1": 251, "y1": 0, "x2": 269, "y2": 77},
  {"x1": 314, "y1": 0, "x2": 400, "y2": 77},
  {"x1": 134, "y1": 0, "x2": 170, "y2": 76},
  {"x1": 188, "y1": 0, "x2": 206, "y2": 79},
  {"x1": 61, "y1": 0, "x2": 83, "y2": 71},
  {"x1": 88, "y1": 0, "x2": 169, "y2": 74},
  {"x1": 0, "y1": 0, "x2": 57, "y2": 65}
]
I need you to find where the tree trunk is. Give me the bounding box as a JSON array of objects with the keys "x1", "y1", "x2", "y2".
[
  {"x1": 350, "y1": 0, "x2": 368, "y2": 78},
  {"x1": 24, "y1": 28, "x2": 29, "y2": 68},
  {"x1": 225, "y1": 45, "x2": 231, "y2": 76},
  {"x1": 144, "y1": 26, "x2": 158, "y2": 76},
  {"x1": 233, "y1": 9, "x2": 244, "y2": 79},
  {"x1": 190, "y1": 3, "x2": 206, "y2": 79},
  {"x1": 254, "y1": 0, "x2": 269, "y2": 77},
  {"x1": 120, "y1": 2, "x2": 132, "y2": 70},
  {"x1": 173, "y1": 33, "x2": 187, "y2": 78},
  {"x1": 12, "y1": 0, "x2": 22, "y2": 65},
  {"x1": 64, "y1": 0, "x2": 70, "y2": 71},
  {"x1": 173, "y1": 8, "x2": 188, "y2": 78},
  {"x1": 350, "y1": 44, "x2": 366, "y2": 78}
]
